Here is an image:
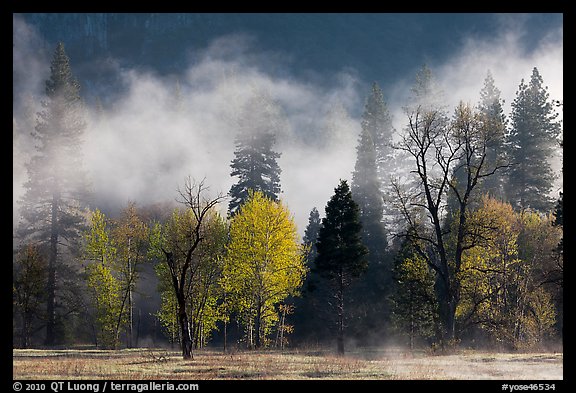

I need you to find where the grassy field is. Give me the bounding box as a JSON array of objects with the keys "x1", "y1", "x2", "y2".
[{"x1": 13, "y1": 347, "x2": 563, "y2": 380}]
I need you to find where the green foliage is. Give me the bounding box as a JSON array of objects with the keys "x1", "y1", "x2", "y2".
[
  {"x1": 86, "y1": 262, "x2": 123, "y2": 349},
  {"x1": 84, "y1": 210, "x2": 116, "y2": 265},
  {"x1": 154, "y1": 266, "x2": 180, "y2": 345},
  {"x1": 505, "y1": 67, "x2": 562, "y2": 212},
  {"x1": 477, "y1": 71, "x2": 508, "y2": 200},
  {"x1": 228, "y1": 90, "x2": 283, "y2": 215},
  {"x1": 13, "y1": 244, "x2": 48, "y2": 348},
  {"x1": 346, "y1": 84, "x2": 397, "y2": 343},
  {"x1": 83, "y1": 209, "x2": 124, "y2": 349},
  {"x1": 302, "y1": 207, "x2": 321, "y2": 267},
  {"x1": 352, "y1": 83, "x2": 391, "y2": 259},
  {"x1": 16, "y1": 42, "x2": 89, "y2": 346},
  {"x1": 152, "y1": 207, "x2": 228, "y2": 348},
  {"x1": 222, "y1": 190, "x2": 306, "y2": 348},
  {"x1": 112, "y1": 203, "x2": 150, "y2": 347},
  {"x1": 316, "y1": 180, "x2": 368, "y2": 281},
  {"x1": 315, "y1": 180, "x2": 368, "y2": 354},
  {"x1": 389, "y1": 235, "x2": 438, "y2": 348}
]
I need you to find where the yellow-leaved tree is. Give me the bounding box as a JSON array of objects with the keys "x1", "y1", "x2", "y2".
[
  {"x1": 221, "y1": 191, "x2": 307, "y2": 348},
  {"x1": 457, "y1": 196, "x2": 560, "y2": 349},
  {"x1": 83, "y1": 209, "x2": 123, "y2": 349}
]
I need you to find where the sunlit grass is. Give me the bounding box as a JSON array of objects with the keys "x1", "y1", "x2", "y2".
[{"x1": 13, "y1": 347, "x2": 563, "y2": 380}]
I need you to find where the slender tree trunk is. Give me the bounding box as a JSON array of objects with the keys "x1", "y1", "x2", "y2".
[
  {"x1": 127, "y1": 237, "x2": 133, "y2": 348},
  {"x1": 135, "y1": 308, "x2": 141, "y2": 347},
  {"x1": 409, "y1": 293, "x2": 414, "y2": 351},
  {"x1": 223, "y1": 293, "x2": 228, "y2": 353},
  {"x1": 255, "y1": 302, "x2": 262, "y2": 349},
  {"x1": 279, "y1": 306, "x2": 286, "y2": 351},
  {"x1": 336, "y1": 270, "x2": 345, "y2": 356},
  {"x1": 45, "y1": 192, "x2": 59, "y2": 346},
  {"x1": 223, "y1": 319, "x2": 227, "y2": 353},
  {"x1": 178, "y1": 297, "x2": 193, "y2": 359},
  {"x1": 22, "y1": 313, "x2": 31, "y2": 349}
]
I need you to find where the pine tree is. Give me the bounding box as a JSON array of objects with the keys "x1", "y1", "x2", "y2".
[
  {"x1": 350, "y1": 83, "x2": 394, "y2": 342},
  {"x1": 359, "y1": 82, "x2": 395, "y2": 182},
  {"x1": 302, "y1": 207, "x2": 321, "y2": 267},
  {"x1": 477, "y1": 71, "x2": 508, "y2": 200},
  {"x1": 16, "y1": 42, "x2": 89, "y2": 346},
  {"x1": 352, "y1": 108, "x2": 387, "y2": 259},
  {"x1": 228, "y1": 90, "x2": 283, "y2": 215},
  {"x1": 505, "y1": 67, "x2": 561, "y2": 212},
  {"x1": 315, "y1": 180, "x2": 368, "y2": 355}
]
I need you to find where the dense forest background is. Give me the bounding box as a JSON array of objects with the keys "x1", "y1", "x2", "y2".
[{"x1": 13, "y1": 13, "x2": 562, "y2": 355}]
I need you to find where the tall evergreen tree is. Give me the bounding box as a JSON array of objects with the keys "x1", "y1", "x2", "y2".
[
  {"x1": 302, "y1": 207, "x2": 321, "y2": 268},
  {"x1": 228, "y1": 90, "x2": 282, "y2": 216},
  {"x1": 505, "y1": 67, "x2": 561, "y2": 212},
  {"x1": 477, "y1": 70, "x2": 508, "y2": 200},
  {"x1": 359, "y1": 82, "x2": 395, "y2": 181},
  {"x1": 350, "y1": 83, "x2": 394, "y2": 342},
  {"x1": 16, "y1": 42, "x2": 89, "y2": 346},
  {"x1": 352, "y1": 83, "x2": 390, "y2": 257},
  {"x1": 315, "y1": 180, "x2": 368, "y2": 355}
]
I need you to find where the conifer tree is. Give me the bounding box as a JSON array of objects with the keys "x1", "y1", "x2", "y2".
[
  {"x1": 17, "y1": 42, "x2": 89, "y2": 346},
  {"x1": 315, "y1": 180, "x2": 368, "y2": 355},
  {"x1": 228, "y1": 90, "x2": 283, "y2": 215},
  {"x1": 505, "y1": 67, "x2": 561, "y2": 212},
  {"x1": 302, "y1": 207, "x2": 321, "y2": 267},
  {"x1": 350, "y1": 83, "x2": 394, "y2": 341},
  {"x1": 477, "y1": 71, "x2": 508, "y2": 200}
]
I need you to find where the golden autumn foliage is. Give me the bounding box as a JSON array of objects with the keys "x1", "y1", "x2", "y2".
[
  {"x1": 457, "y1": 196, "x2": 561, "y2": 349},
  {"x1": 83, "y1": 209, "x2": 123, "y2": 349},
  {"x1": 221, "y1": 191, "x2": 307, "y2": 348}
]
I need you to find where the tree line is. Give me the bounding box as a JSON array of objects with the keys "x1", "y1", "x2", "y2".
[{"x1": 13, "y1": 42, "x2": 563, "y2": 357}]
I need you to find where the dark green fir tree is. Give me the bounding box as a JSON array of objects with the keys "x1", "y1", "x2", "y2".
[
  {"x1": 315, "y1": 180, "x2": 368, "y2": 355},
  {"x1": 505, "y1": 67, "x2": 562, "y2": 212},
  {"x1": 228, "y1": 90, "x2": 282, "y2": 215}
]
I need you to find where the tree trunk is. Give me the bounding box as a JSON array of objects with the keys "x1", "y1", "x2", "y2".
[
  {"x1": 178, "y1": 299, "x2": 193, "y2": 359},
  {"x1": 223, "y1": 319, "x2": 227, "y2": 353},
  {"x1": 255, "y1": 302, "x2": 262, "y2": 349},
  {"x1": 45, "y1": 192, "x2": 59, "y2": 347},
  {"x1": 336, "y1": 271, "x2": 345, "y2": 356},
  {"x1": 127, "y1": 237, "x2": 133, "y2": 348}
]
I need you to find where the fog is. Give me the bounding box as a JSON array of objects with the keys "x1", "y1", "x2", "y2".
[{"x1": 13, "y1": 15, "x2": 563, "y2": 234}]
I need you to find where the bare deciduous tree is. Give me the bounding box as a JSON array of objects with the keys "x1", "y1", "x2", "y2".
[
  {"x1": 153, "y1": 177, "x2": 225, "y2": 359},
  {"x1": 392, "y1": 102, "x2": 509, "y2": 345}
]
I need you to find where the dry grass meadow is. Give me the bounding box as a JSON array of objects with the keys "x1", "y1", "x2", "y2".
[{"x1": 12, "y1": 347, "x2": 563, "y2": 380}]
